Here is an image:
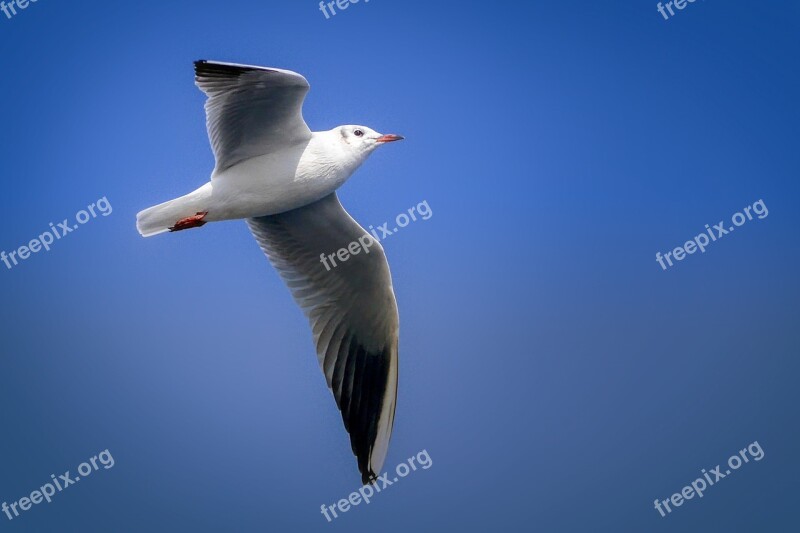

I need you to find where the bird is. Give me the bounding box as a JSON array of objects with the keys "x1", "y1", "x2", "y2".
[{"x1": 136, "y1": 60, "x2": 404, "y2": 484}]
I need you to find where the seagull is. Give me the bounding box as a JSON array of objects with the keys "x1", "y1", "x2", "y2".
[{"x1": 136, "y1": 60, "x2": 404, "y2": 484}]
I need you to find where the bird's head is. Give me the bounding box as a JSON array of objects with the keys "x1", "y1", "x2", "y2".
[{"x1": 338, "y1": 125, "x2": 404, "y2": 156}]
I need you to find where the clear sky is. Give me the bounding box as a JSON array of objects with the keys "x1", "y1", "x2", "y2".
[{"x1": 1, "y1": 0, "x2": 799, "y2": 531}]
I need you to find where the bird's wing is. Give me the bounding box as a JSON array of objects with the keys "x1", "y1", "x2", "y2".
[
  {"x1": 247, "y1": 194, "x2": 399, "y2": 484},
  {"x1": 194, "y1": 60, "x2": 312, "y2": 171}
]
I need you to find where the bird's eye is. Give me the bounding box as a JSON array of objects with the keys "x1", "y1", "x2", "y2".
[{"x1": 354, "y1": 129, "x2": 364, "y2": 137}]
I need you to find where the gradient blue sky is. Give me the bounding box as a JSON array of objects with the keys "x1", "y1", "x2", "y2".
[{"x1": 1, "y1": 0, "x2": 799, "y2": 531}]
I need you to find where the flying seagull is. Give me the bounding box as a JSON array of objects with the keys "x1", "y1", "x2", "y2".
[{"x1": 136, "y1": 60, "x2": 404, "y2": 484}]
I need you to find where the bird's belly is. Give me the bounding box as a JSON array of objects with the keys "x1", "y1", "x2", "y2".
[{"x1": 206, "y1": 150, "x2": 345, "y2": 221}]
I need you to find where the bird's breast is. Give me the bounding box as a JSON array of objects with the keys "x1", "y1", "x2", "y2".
[{"x1": 206, "y1": 144, "x2": 354, "y2": 220}]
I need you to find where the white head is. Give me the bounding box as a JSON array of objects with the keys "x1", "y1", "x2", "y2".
[{"x1": 336, "y1": 125, "x2": 404, "y2": 157}]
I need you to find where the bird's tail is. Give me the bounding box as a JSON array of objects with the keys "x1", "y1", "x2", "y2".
[{"x1": 136, "y1": 184, "x2": 212, "y2": 237}]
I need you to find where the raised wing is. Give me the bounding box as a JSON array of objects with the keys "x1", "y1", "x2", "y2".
[
  {"x1": 194, "y1": 60, "x2": 312, "y2": 171},
  {"x1": 247, "y1": 194, "x2": 399, "y2": 484}
]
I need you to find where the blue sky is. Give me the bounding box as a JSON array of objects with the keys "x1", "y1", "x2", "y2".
[{"x1": 1, "y1": 0, "x2": 799, "y2": 531}]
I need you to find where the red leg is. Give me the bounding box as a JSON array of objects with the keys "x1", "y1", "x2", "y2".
[{"x1": 169, "y1": 212, "x2": 209, "y2": 232}]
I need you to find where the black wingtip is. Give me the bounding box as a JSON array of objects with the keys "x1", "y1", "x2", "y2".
[
  {"x1": 194, "y1": 59, "x2": 211, "y2": 78},
  {"x1": 194, "y1": 60, "x2": 261, "y2": 80},
  {"x1": 362, "y1": 469, "x2": 378, "y2": 486}
]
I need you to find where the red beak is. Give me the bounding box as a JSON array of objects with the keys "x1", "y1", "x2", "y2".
[{"x1": 375, "y1": 134, "x2": 405, "y2": 143}]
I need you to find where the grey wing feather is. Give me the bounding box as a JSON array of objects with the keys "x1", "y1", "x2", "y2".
[
  {"x1": 247, "y1": 194, "x2": 399, "y2": 484},
  {"x1": 194, "y1": 60, "x2": 312, "y2": 171}
]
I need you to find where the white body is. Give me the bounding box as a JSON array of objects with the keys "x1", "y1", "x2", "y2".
[{"x1": 136, "y1": 129, "x2": 365, "y2": 236}]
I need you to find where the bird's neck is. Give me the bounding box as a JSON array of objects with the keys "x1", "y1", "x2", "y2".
[{"x1": 309, "y1": 130, "x2": 367, "y2": 178}]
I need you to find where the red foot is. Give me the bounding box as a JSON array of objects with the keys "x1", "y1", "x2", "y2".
[{"x1": 169, "y1": 212, "x2": 209, "y2": 232}]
